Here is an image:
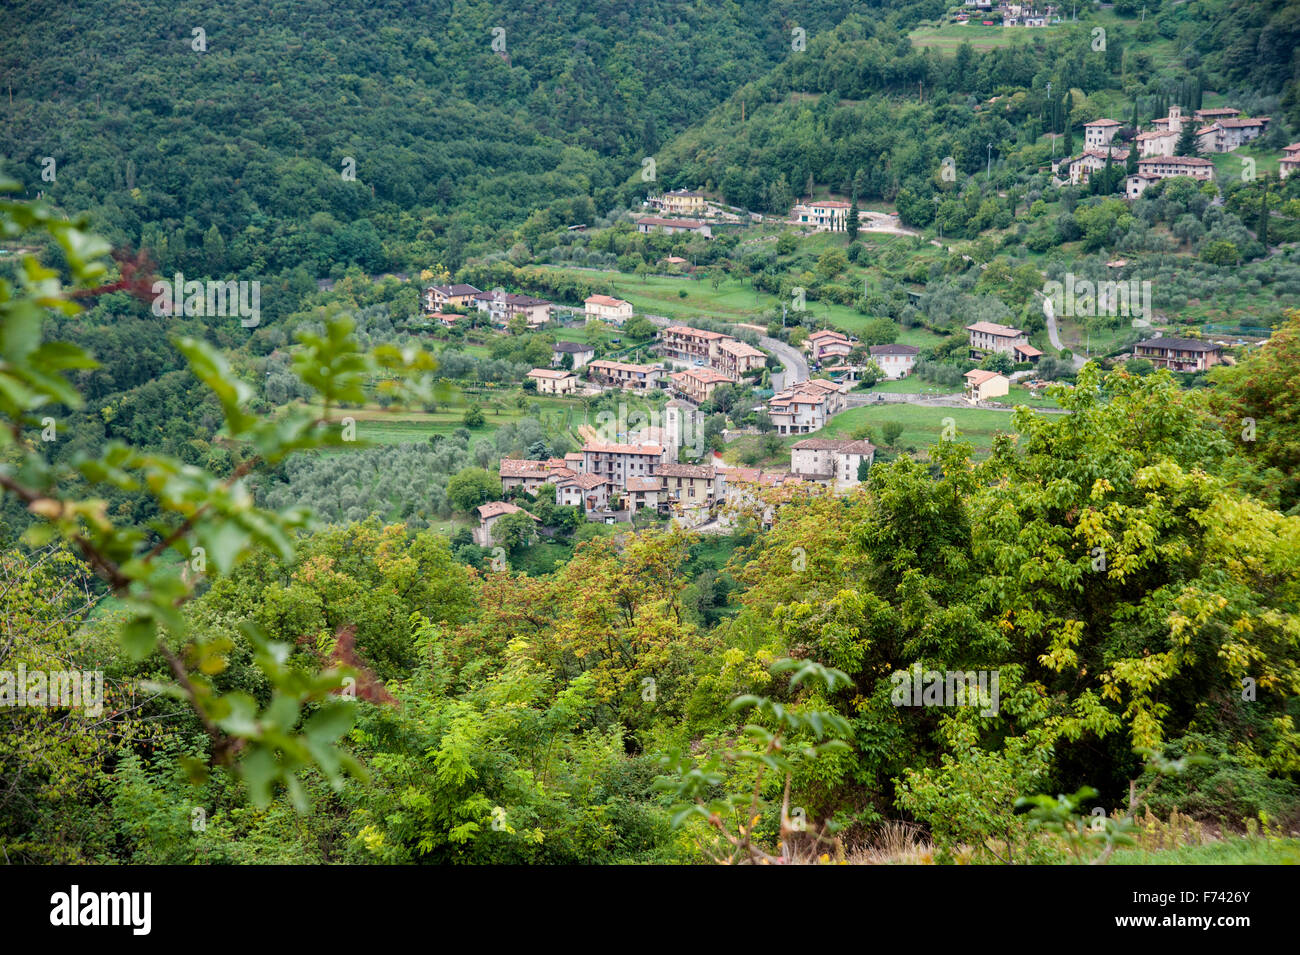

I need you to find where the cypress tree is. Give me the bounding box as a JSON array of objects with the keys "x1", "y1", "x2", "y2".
[{"x1": 1258, "y1": 175, "x2": 1269, "y2": 247}]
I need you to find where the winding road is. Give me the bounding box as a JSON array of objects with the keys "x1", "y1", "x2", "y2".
[{"x1": 642, "y1": 313, "x2": 809, "y2": 391}]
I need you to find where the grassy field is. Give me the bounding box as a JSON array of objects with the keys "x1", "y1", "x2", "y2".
[
  {"x1": 531, "y1": 264, "x2": 950, "y2": 347},
  {"x1": 1006, "y1": 383, "x2": 1061, "y2": 409},
  {"x1": 1211, "y1": 143, "x2": 1283, "y2": 180},
  {"x1": 822, "y1": 402, "x2": 1022, "y2": 454},
  {"x1": 1110, "y1": 836, "x2": 1300, "y2": 865},
  {"x1": 908, "y1": 23, "x2": 1047, "y2": 52},
  {"x1": 863, "y1": 376, "x2": 954, "y2": 396},
  {"x1": 303, "y1": 393, "x2": 590, "y2": 446}
]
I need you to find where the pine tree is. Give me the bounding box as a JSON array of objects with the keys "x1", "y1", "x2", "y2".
[{"x1": 1175, "y1": 119, "x2": 1199, "y2": 157}]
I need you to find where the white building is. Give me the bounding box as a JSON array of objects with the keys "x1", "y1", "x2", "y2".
[
  {"x1": 790, "y1": 438, "x2": 875, "y2": 489},
  {"x1": 585, "y1": 295, "x2": 633, "y2": 324},
  {"x1": 1083, "y1": 118, "x2": 1122, "y2": 150},
  {"x1": 768, "y1": 379, "x2": 844, "y2": 435},
  {"x1": 791, "y1": 200, "x2": 851, "y2": 232},
  {"x1": 868, "y1": 343, "x2": 920, "y2": 379}
]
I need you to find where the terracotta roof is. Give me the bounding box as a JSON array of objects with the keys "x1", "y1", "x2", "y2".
[
  {"x1": 672, "y1": 367, "x2": 732, "y2": 384},
  {"x1": 656, "y1": 463, "x2": 716, "y2": 479},
  {"x1": 1138, "y1": 156, "x2": 1215, "y2": 167},
  {"x1": 719, "y1": 339, "x2": 765, "y2": 358},
  {"x1": 808, "y1": 329, "x2": 850, "y2": 342},
  {"x1": 499, "y1": 458, "x2": 551, "y2": 478},
  {"x1": 558, "y1": 473, "x2": 610, "y2": 490},
  {"x1": 1015, "y1": 344, "x2": 1044, "y2": 357},
  {"x1": 476, "y1": 291, "x2": 551, "y2": 306},
  {"x1": 582, "y1": 442, "x2": 665, "y2": 455},
  {"x1": 964, "y1": 369, "x2": 1005, "y2": 386},
  {"x1": 1219, "y1": 117, "x2": 1269, "y2": 127},
  {"x1": 637, "y1": 217, "x2": 706, "y2": 228},
  {"x1": 717, "y1": 466, "x2": 761, "y2": 484},
  {"x1": 1084, "y1": 118, "x2": 1122, "y2": 126},
  {"x1": 626, "y1": 476, "x2": 662, "y2": 492},
  {"x1": 792, "y1": 437, "x2": 874, "y2": 452},
  {"x1": 477, "y1": 501, "x2": 531, "y2": 520},
  {"x1": 966, "y1": 321, "x2": 1024, "y2": 337},
  {"x1": 585, "y1": 295, "x2": 629, "y2": 308},
  {"x1": 528, "y1": 368, "x2": 574, "y2": 379},
  {"x1": 590, "y1": 359, "x2": 659, "y2": 374},
  {"x1": 429, "y1": 283, "x2": 481, "y2": 296},
  {"x1": 1136, "y1": 336, "x2": 1221, "y2": 352},
  {"x1": 664, "y1": 325, "x2": 730, "y2": 340}
]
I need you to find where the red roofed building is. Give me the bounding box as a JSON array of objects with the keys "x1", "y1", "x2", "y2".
[
  {"x1": 474, "y1": 501, "x2": 539, "y2": 546},
  {"x1": 671, "y1": 366, "x2": 732, "y2": 403}
]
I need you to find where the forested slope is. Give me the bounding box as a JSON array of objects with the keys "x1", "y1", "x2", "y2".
[{"x1": 0, "y1": 0, "x2": 863, "y2": 274}]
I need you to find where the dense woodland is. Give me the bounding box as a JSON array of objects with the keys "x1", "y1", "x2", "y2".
[{"x1": 2, "y1": 0, "x2": 1300, "y2": 866}]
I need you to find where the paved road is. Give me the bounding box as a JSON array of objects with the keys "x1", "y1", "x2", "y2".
[
  {"x1": 1042, "y1": 297, "x2": 1086, "y2": 371},
  {"x1": 760, "y1": 334, "x2": 808, "y2": 390}
]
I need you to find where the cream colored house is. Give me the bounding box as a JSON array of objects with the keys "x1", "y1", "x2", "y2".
[
  {"x1": 1280, "y1": 143, "x2": 1300, "y2": 180},
  {"x1": 425, "y1": 283, "x2": 482, "y2": 310},
  {"x1": 660, "y1": 325, "x2": 732, "y2": 363},
  {"x1": 584, "y1": 295, "x2": 633, "y2": 324},
  {"x1": 588, "y1": 359, "x2": 663, "y2": 391},
  {"x1": 806, "y1": 330, "x2": 853, "y2": 363},
  {"x1": 716, "y1": 339, "x2": 766, "y2": 378},
  {"x1": 655, "y1": 463, "x2": 720, "y2": 506},
  {"x1": 527, "y1": 368, "x2": 577, "y2": 394},
  {"x1": 625, "y1": 475, "x2": 664, "y2": 512},
  {"x1": 651, "y1": 189, "x2": 707, "y2": 216},
  {"x1": 671, "y1": 367, "x2": 732, "y2": 403},
  {"x1": 964, "y1": 369, "x2": 1009, "y2": 404}
]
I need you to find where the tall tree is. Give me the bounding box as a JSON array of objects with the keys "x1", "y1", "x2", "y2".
[{"x1": 847, "y1": 199, "x2": 860, "y2": 243}]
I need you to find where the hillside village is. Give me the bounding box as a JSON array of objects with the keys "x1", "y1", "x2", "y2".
[{"x1": 4, "y1": 0, "x2": 1300, "y2": 878}]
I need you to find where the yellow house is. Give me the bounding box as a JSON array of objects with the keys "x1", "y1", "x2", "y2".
[
  {"x1": 584, "y1": 295, "x2": 633, "y2": 325},
  {"x1": 527, "y1": 368, "x2": 577, "y2": 395},
  {"x1": 964, "y1": 369, "x2": 1009, "y2": 404},
  {"x1": 655, "y1": 189, "x2": 706, "y2": 216}
]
